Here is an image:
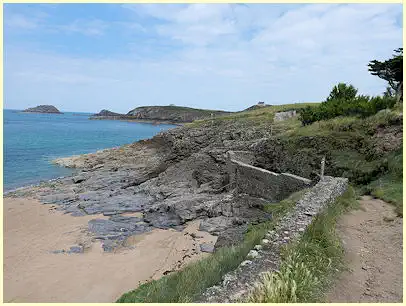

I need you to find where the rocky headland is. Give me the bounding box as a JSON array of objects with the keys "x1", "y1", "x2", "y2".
[
  {"x1": 8, "y1": 106, "x2": 310, "y2": 253},
  {"x1": 126, "y1": 106, "x2": 231, "y2": 123},
  {"x1": 89, "y1": 105, "x2": 232, "y2": 124},
  {"x1": 22, "y1": 105, "x2": 62, "y2": 114}
]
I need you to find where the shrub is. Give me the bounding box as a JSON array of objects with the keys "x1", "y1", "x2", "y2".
[
  {"x1": 299, "y1": 84, "x2": 396, "y2": 125},
  {"x1": 326, "y1": 83, "x2": 358, "y2": 102}
]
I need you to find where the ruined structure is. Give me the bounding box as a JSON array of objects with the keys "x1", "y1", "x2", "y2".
[
  {"x1": 226, "y1": 150, "x2": 312, "y2": 201},
  {"x1": 274, "y1": 110, "x2": 297, "y2": 121}
]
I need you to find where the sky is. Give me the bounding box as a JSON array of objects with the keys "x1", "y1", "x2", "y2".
[{"x1": 4, "y1": 3, "x2": 403, "y2": 113}]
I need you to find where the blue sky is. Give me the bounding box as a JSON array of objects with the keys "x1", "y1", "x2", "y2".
[{"x1": 4, "y1": 3, "x2": 403, "y2": 113}]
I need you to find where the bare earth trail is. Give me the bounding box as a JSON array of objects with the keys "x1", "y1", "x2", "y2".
[{"x1": 327, "y1": 196, "x2": 403, "y2": 303}]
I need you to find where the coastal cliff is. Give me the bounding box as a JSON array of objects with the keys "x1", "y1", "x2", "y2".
[
  {"x1": 23, "y1": 105, "x2": 62, "y2": 114},
  {"x1": 126, "y1": 106, "x2": 231, "y2": 123},
  {"x1": 89, "y1": 105, "x2": 232, "y2": 123}
]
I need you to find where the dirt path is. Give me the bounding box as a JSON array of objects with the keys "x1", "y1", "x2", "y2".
[
  {"x1": 3, "y1": 197, "x2": 216, "y2": 303},
  {"x1": 326, "y1": 196, "x2": 403, "y2": 303}
]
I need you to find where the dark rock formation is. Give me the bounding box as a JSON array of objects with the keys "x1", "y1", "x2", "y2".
[
  {"x1": 7, "y1": 117, "x2": 283, "y2": 251},
  {"x1": 90, "y1": 109, "x2": 123, "y2": 118},
  {"x1": 22, "y1": 105, "x2": 62, "y2": 114}
]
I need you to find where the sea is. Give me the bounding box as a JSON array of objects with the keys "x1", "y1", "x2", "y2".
[{"x1": 3, "y1": 109, "x2": 176, "y2": 192}]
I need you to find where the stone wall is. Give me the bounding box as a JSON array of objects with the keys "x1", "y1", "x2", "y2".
[
  {"x1": 227, "y1": 151, "x2": 312, "y2": 201},
  {"x1": 197, "y1": 176, "x2": 349, "y2": 302}
]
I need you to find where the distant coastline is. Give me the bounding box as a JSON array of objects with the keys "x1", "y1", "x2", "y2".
[
  {"x1": 89, "y1": 116, "x2": 185, "y2": 126},
  {"x1": 4, "y1": 109, "x2": 174, "y2": 191}
]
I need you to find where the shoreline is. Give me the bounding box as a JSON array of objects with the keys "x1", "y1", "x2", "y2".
[
  {"x1": 4, "y1": 120, "x2": 174, "y2": 192},
  {"x1": 3, "y1": 175, "x2": 69, "y2": 195},
  {"x1": 3, "y1": 196, "x2": 216, "y2": 302}
]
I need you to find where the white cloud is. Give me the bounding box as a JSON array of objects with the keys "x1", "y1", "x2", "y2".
[
  {"x1": 5, "y1": 14, "x2": 41, "y2": 29},
  {"x1": 57, "y1": 19, "x2": 109, "y2": 36},
  {"x1": 5, "y1": 4, "x2": 403, "y2": 113}
]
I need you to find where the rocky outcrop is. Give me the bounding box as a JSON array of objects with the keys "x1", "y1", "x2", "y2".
[
  {"x1": 7, "y1": 117, "x2": 294, "y2": 252},
  {"x1": 22, "y1": 105, "x2": 62, "y2": 114},
  {"x1": 90, "y1": 109, "x2": 123, "y2": 119}
]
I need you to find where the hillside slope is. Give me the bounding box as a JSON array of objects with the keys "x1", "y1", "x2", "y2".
[{"x1": 127, "y1": 105, "x2": 231, "y2": 123}]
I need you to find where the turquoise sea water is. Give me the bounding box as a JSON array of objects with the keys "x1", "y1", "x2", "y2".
[{"x1": 3, "y1": 109, "x2": 176, "y2": 191}]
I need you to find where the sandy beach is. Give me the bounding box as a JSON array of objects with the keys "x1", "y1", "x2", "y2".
[{"x1": 3, "y1": 197, "x2": 216, "y2": 303}]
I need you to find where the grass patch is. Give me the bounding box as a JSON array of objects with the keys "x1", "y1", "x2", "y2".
[
  {"x1": 116, "y1": 190, "x2": 307, "y2": 303},
  {"x1": 366, "y1": 174, "x2": 403, "y2": 216},
  {"x1": 286, "y1": 109, "x2": 401, "y2": 138},
  {"x1": 247, "y1": 186, "x2": 358, "y2": 303},
  {"x1": 358, "y1": 149, "x2": 403, "y2": 216},
  {"x1": 187, "y1": 102, "x2": 319, "y2": 129}
]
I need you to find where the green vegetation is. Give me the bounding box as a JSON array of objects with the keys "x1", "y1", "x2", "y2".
[
  {"x1": 120, "y1": 101, "x2": 401, "y2": 302},
  {"x1": 283, "y1": 109, "x2": 403, "y2": 216},
  {"x1": 131, "y1": 105, "x2": 231, "y2": 114},
  {"x1": 368, "y1": 47, "x2": 403, "y2": 102},
  {"x1": 117, "y1": 190, "x2": 307, "y2": 303},
  {"x1": 299, "y1": 49, "x2": 403, "y2": 126},
  {"x1": 187, "y1": 102, "x2": 319, "y2": 131},
  {"x1": 367, "y1": 174, "x2": 403, "y2": 216},
  {"x1": 118, "y1": 49, "x2": 402, "y2": 303},
  {"x1": 247, "y1": 187, "x2": 359, "y2": 303},
  {"x1": 363, "y1": 148, "x2": 403, "y2": 216},
  {"x1": 299, "y1": 84, "x2": 396, "y2": 126}
]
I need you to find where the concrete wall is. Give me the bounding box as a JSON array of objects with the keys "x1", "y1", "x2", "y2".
[
  {"x1": 226, "y1": 151, "x2": 312, "y2": 201},
  {"x1": 227, "y1": 151, "x2": 255, "y2": 165},
  {"x1": 274, "y1": 110, "x2": 297, "y2": 122}
]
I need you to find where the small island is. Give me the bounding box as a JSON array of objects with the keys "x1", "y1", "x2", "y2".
[
  {"x1": 22, "y1": 105, "x2": 63, "y2": 114},
  {"x1": 90, "y1": 109, "x2": 123, "y2": 120}
]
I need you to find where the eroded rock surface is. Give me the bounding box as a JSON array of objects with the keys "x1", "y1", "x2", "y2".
[{"x1": 7, "y1": 120, "x2": 283, "y2": 251}]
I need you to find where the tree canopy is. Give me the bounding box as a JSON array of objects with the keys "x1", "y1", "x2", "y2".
[
  {"x1": 368, "y1": 48, "x2": 403, "y2": 93},
  {"x1": 326, "y1": 83, "x2": 358, "y2": 102}
]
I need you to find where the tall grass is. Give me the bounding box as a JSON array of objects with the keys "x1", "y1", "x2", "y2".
[
  {"x1": 187, "y1": 102, "x2": 319, "y2": 128},
  {"x1": 117, "y1": 190, "x2": 307, "y2": 303},
  {"x1": 117, "y1": 224, "x2": 269, "y2": 303},
  {"x1": 247, "y1": 187, "x2": 359, "y2": 303}
]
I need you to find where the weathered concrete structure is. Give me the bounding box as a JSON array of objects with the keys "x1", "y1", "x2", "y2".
[
  {"x1": 226, "y1": 151, "x2": 312, "y2": 201},
  {"x1": 274, "y1": 110, "x2": 297, "y2": 122}
]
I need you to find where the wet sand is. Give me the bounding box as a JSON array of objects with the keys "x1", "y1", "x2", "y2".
[{"x1": 4, "y1": 197, "x2": 216, "y2": 303}]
